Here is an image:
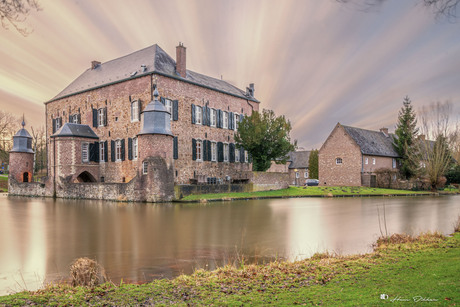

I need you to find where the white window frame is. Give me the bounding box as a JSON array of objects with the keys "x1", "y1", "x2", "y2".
[
  {"x1": 210, "y1": 109, "x2": 217, "y2": 127},
  {"x1": 82, "y1": 142, "x2": 89, "y2": 162},
  {"x1": 365, "y1": 157, "x2": 368, "y2": 165},
  {"x1": 131, "y1": 101, "x2": 139, "y2": 122},
  {"x1": 234, "y1": 113, "x2": 240, "y2": 131},
  {"x1": 235, "y1": 147, "x2": 240, "y2": 162},
  {"x1": 304, "y1": 171, "x2": 308, "y2": 178},
  {"x1": 98, "y1": 108, "x2": 105, "y2": 127},
  {"x1": 164, "y1": 99, "x2": 172, "y2": 119},
  {"x1": 244, "y1": 150, "x2": 248, "y2": 163},
  {"x1": 336, "y1": 158, "x2": 342, "y2": 165},
  {"x1": 196, "y1": 106, "x2": 202, "y2": 125},
  {"x1": 71, "y1": 114, "x2": 78, "y2": 124},
  {"x1": 295, "y1": 172, "x2": 299, "y2": 179},
  {"x1": 115, "y1": 140, "x2": 122, "y2": 162},
  {"x1": 143, "y1": 162, "x2": 148, "y2": 174},
  {"x1": 99, "y1": 141, "x2": 105, "y2": 162},
  {"x1": 223, "y1": 111, "x2": 228, "y2": 129},
  {"x1": 223, "y1": 143, "x2": 229, "y2": 162},
  {"x1": 133, "y1": 137, "x2": 138, "y2": 160},
  {"x1": 372, "y1": 158, "x2": 376, "y2": 165},
  {"x1": 211, "y1": 141, "x2": 217, "y2": 162},
  {"x1": 196, "y1": 139, "x2": 203, "y2": 161},
  {"x1": 55, "y1": 118, "x2": 61, "y2": 131},
  {"x1": 393, "y1": 158, "x2": 397, "y2": 169}
]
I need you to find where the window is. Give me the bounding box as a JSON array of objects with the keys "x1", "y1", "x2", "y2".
[
  {"x1": 131, "y1": 101, "x2": 139, "y2": 122},
  {"x1": 223, "y1": 111, "x2": 228, "y2": 129},
  {"x1": 235, "y1": 147, "x2": 240, "y2": 162},
  {"x1": 372, "y1": 158, "x2": 376, "y2": 165},
  {"x1": 143, "y1": 162, "x2": 148, "y2": 174},
  {"x1": 223, "y1": 143, "x2": 229, "y2": 162},
  {"x1": 99, "y1": 142, "x2": 105, "y2": 162},
  {"x1": 70, "y1": 114, "x2": 79, "y2": 124},
  {"x1": 55, "y1": 118, "x2": 61, "y2": 131},
  {"x1": 196, "y1": 106, "x2": 202, "y2": 125},
  {"x1": 304, "y1": 171, "x2": 309, "y2": 178},
  {"x1": 164, "y1": 99, "x2": 172, "y2": 119},
  {"x1": 295, "y1": 172, "x2": 299, "y2": 178},
  {"x1": 234, "y1": 113, "x2": 240, "y2": 131},
  {"x1": 393, "y1": 158, "x2": 397, "y2": 168},
  {"x1": 98, "y1": 108, "x2": 105, "y2": 127},
  {"x1": 210, "y1": 109, "x2": 217, "y2": 127},
  {"x1": 244, "y1": 150, "x2": 248, "y2": 163},
  {"x1": 115, "y1": 140, "x2": 122, "y2": 161},
  {"x1": 196, "y1": 139, "x2": 203, "y2": 161},
  {"x1": 211, "y1": 141, "x2": 217, "y2": 162},
  {"x1": 133, "y1": 137, "x2": 138, "y2": 160},
  {"x1": 336, "y1": 158, "x2": 342, "y2": 165},
  {"x1": 82, "y1": 143, "x2": 89, "y2": 162},
  {"x1": 365, "y1": 157, "x2": 368, "y2": 165}
]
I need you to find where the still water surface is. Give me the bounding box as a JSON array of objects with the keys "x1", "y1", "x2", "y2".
[{"x1": 0, "y1": 195, "x2": 459, "y2": 295}]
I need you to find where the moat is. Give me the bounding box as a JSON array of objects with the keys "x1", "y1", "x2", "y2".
[{"x1": 1, "y1": 195, "x2": 459, "y2": 295}]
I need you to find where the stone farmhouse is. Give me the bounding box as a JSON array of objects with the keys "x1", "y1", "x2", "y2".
[
  {"x1": 9, "y1": 43, "x2": 269, "y2": 201},
  {"x1": 319, "y1": 123, "x2": 400, "y2": 187},
  {"x1": 267, "y1": 151, "x2": 311, "y2": 186}
]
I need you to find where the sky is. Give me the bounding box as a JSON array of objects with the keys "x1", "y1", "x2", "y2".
[{"x1": 1, "y1": 0, "x2": 459, "y2": 149}]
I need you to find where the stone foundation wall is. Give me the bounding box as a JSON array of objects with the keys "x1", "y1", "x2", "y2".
[
  {"x1": 249, "y1": 171, "x2": 290, "y2": 191},
  {"x1": 8, "y1": 178, "x2": 47, "y2": 197}
]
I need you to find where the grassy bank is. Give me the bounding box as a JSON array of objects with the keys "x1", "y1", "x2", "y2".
[
  {"x1": 0, "y1": 175, "x2": 8, "y2": 193},
  {"x1": 1, "y1": 232, "x2": 458, "y2": 306},
  {"x1": 180, "y1": 186, "x2": 434, "y2": 202}
]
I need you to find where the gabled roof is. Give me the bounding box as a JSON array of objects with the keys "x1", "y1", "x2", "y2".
[
  {"x1": 287, "y1": 151, "x2": 311, "y2": 169},
  {"x1": 51, "y1": 123, "x2": 99, "y2": 139},
  {"x1": 48, "y1": 44, "x2": 258, "y2": 103},
  {"x1": 342, "y1": 125, "x2": 399, "y2": 158}
]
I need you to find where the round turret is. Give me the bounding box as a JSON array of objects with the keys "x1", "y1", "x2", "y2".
[
  {"x1": 9, "y1": 119, "x2": 34, "y2": 183},
  {"x1": 138, "y1": 87, "x2": 173, "y2": 136}
]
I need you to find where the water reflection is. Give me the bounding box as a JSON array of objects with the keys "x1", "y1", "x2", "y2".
[{"x1": 0, "y1": 195, "x2": 458, "y2": 295}]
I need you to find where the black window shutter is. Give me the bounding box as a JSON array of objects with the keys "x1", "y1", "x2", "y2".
[
  {"x1": 160, "y1": 97, "x2": 165, "y2": 106},
  {"x1": 229, "y1": 112, "x2": 233, "y2": 130},
  {"x1": 207, "y1": 140, "x2": 211, "y2": 161},
  {"x1": 68, "y1": 114, "x2": 71, "y2": 123},
  {"x1": 89, "y1": 143, "x2": 94, "y2": 162},
  {"x1": 240, "y1": 147, "x2": 244, "y2": 163},
  {"x1": 229, "y1": 143, "x2": 235, "y2": 163},
  {"x1": 217, "y1": 142, "x2": 223, "y2": 162},
  {"x1": 203, "y1": 107, "x2": 207, "y2": 126},
  {"x1": 58, "y1": 117, "x2": 62, "y2": 128},
  {"x1": 77, "y1": 113, "x2": 81, "y2": 124},
  {"x1": 203, "y1": 140, "x2": 207, "y2": 161},
  {"x1": 240, "y1": 114, "x2": 244, "y2": 123},
  {"x1": 173, "y1": 100, "x2": 178, "y2": 121},
  {"x1": 128, "y1": 138, "x2": 133, "y2": 160},
  {"x1": 121, "y1": 139, "x2": 125, "y2": 161},
  {"x1": 217, "y1": 110, "x2": 222, "y2": 128},
  {"x1": 92, "y1": 109, "x2": 97, "y2": 127},
  {"x1": 173, "y1": 136, "x2": 178, "y2": 159},
  {"x1": 138, "y1": 100, "x2": 142, "y2": 120},
  {"x1": 192, "y1": 138, "x2": 197, "y2": 160},
  {"x1": 52, "y1": 119, "x2": 56, "y2": 133},
  {"x1": 104, "y1": 141, "x2": 108, "y2": 162},
  {"x1": 191, "y1": 104, "x2": 196, "y2": 124},
  {"x1": 207, "y1": 107, "x2": 211, "y2": 127},
  {"x1": 130, "y1": 101, "x2": 134, "y2": 121},
  {"x1": 104, "y1": 107, "x2": 108, "y2": 126},
  {"x1": 111, "y1": 140, "x2": 115, "y2": 162},
  {"x1": 90, "y1": 141, "x2": 99, "y2": 162}
]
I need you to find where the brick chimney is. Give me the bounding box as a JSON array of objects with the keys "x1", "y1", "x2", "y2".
[
  {"x1": 380, "y1": 127, "x2": 389, "y2": 136},
  {"x1": 91, "y1": 61, "x2": 101, "y2": 70},
  {"x1": 176, "y1": 42, "x2": 186, "y2": 78}
]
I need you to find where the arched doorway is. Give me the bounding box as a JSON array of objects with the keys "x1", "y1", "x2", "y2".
[
  {"x1": 75, "y1": 171, "x2": 97, "y2": 183},
  {"x1": 22, "y1": 172, "x2": 29, "y2": 182}
]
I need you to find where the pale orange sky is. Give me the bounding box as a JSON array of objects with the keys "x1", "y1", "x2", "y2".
[{"x1": 1, "y1": 0, "x2": 459, "y2": 148}]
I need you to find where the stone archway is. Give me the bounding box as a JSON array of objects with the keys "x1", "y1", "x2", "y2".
[{"x1": 75, "y1": 171, "x2": 97, "y2": 183}]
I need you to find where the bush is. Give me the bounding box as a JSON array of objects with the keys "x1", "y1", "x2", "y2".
[{"x1": 446, "y1": 164, "x2": 460, "y2": 184}]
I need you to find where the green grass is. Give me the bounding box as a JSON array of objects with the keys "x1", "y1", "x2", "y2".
[
  {"x1": 181, "y1": 186, "x2": 432, "y2": 201},
  {"x1": 1, "y1": 232, "x2": 458, "y2": 306},
  {"x1": 0, "y1": 175, "x2": 8, "y2": 193}
]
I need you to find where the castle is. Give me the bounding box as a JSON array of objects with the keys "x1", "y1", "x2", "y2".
[{"x1": 8, "y1": 43, "x2": 268, "y2": 201}]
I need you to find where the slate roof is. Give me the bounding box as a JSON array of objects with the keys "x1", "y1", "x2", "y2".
[
  {"x1": 51, "y1": 123, "x2": 99, "y2": 139},
  {"x1": 342, "y1": 125, "x2": 399, "y2": 158},
  {"x1": 48, "y1": 44, "x2": 258, "y2": 103},
  {"x1": 287, "y1": 151, "x2": 311, "y2": 169}
]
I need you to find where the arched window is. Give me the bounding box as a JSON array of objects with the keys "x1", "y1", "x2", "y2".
[{"x1": 336, "y1": 158, "x2": 343, "y2": 165}]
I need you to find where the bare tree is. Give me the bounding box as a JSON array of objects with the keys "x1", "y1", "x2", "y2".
[
  {"x1": 418, "y1": 101, "x2": 458, "y2": 189},
  {"x1": 30, "y1": 125, "x2": 47, "y2": 175},
  {"x1": 338, "y1": 0, "x2": 460, "y2": 20},
  {"x1": 0, "y1": 0, "x2": 40, "y2": 36},
  {"x1": 0, "y1": 110, "x2": 19, "y2": 165}
]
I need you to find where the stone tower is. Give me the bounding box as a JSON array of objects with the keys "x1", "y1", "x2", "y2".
[
  {"x1": 9, "y1": 119, "x2": 34, "y2": 183},
  {"x1": 137, "y1": 86, "x2": 175, "y2": 201}
]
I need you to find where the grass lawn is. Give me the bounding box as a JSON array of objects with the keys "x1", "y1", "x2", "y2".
[
  {"x1": 0, "y1": 175, "x2": 8, "y2": 192},
  {"x1": 180, "y1": 186, "x2": 433, "y2": 201},
  {"x1": 1, "y1": 232, "x2": 458, "y2": 306}
]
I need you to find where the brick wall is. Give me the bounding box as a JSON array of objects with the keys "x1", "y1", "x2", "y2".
[
  {"x1": 249, "y1": 171, "x2": 290, "y2": 191},
  {"x1": 362, "y1": 155, "x2": 396, "y2": 173},
  {"x1": 319, "y1": 124, "x2": 362, "y2": 186},
  {"x1": 8, "y1": 152, "x2": 34, "y2": 182}
]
